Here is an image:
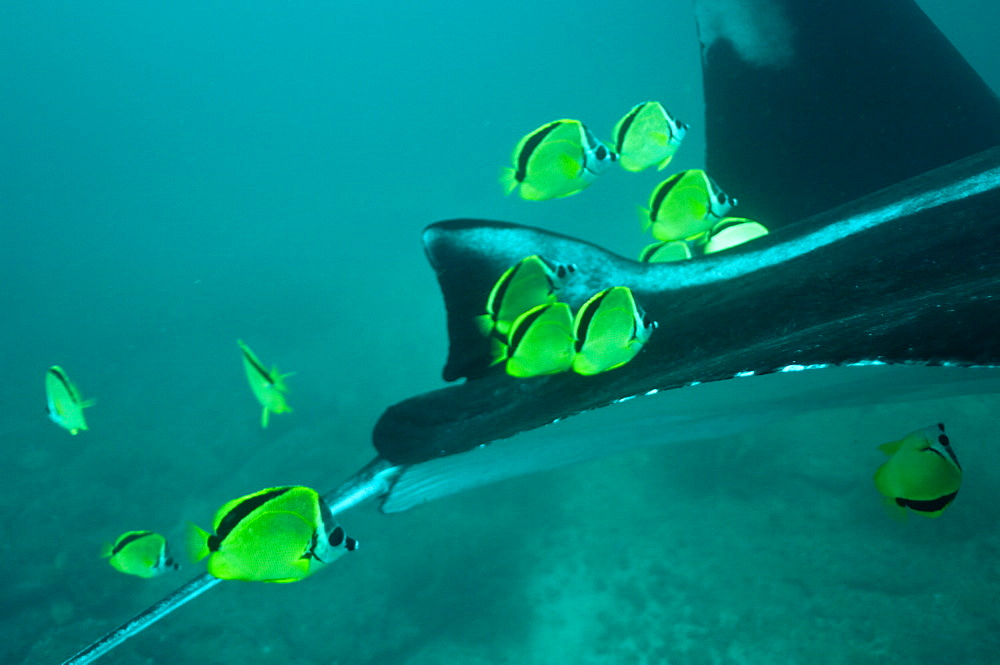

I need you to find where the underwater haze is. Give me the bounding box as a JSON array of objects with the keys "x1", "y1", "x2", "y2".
[{"x1": 2, "y1": 1, "x2": 999, "y2": 664}]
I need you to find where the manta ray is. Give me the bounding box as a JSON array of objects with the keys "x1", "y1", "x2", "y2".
[{"x1": 63, "y1": 0, "x2": 1000, "y2": 662}]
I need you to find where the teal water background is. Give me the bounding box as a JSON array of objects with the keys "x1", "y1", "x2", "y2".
[{"x1": 2, "y1": 2, "x2": 999, "y2": 664}]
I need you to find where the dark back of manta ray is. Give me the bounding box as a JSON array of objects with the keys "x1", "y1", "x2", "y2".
[
  {"x1": 373, "y1": 0, "x2": 1000, "y2": 467},
  {"x1": 701, "y1": 0, "x2": 1000, "y2": 228}
]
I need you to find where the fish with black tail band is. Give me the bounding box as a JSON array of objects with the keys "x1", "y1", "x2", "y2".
[
  {"x1": 237, "y1": 339, "x2": 293, "y2": 428},
  {"x1": 641, "y1": 169, "x2": 736, "y2": 242},
  {"x1": 499, "y1": 302, "x2": 576, "y2": 378},
  {"x1": 475, "y1": 254, "x2": 576, "y2": 343},
  {"x1": 501, "y1": 119, "x2": 617, "y2": 201},
  {"x1": 101, "y1": 531, "x2": 179, "y2": 579},
  {"x1": 874, "y1": 423, "x2": 962, "y2": 518},
  {"x1": 45, "y1": 365, "x2": 94, "y2": 435},
  {"x1": 572, "y1": 286, "x2": 656, "y2": 376},
  {"x1": 640, "y1": 217, "x2": 769, "y2": 263},
  {"x1": 612, "y1": 101, "x2": 687, "y2": 172},
  {"x1": 187, "y1": 485, "x2": 358, "y2": 583}
]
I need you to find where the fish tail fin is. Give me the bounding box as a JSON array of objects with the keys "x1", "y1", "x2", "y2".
[
  {"x1": 474, "y1": 314, "x2": 495, "y2": 337},
  {"x1": 638, "y1": 206, "x2": 652, "y2": 232},
  {"x1": 499, "y1": 167, "x2": 519, "y2": 196},
  {"x1": 185, "y1": 523, "x2": 211, "y2": 562},
  {"x1": 488, "y1": 336, "x2": 509, "y2": 367}
]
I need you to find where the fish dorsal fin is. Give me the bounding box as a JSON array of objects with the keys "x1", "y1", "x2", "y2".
[{"x1": 877, "y1": 439, "x2": 904, "y2": 456}]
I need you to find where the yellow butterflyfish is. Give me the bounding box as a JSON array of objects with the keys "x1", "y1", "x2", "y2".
[
  {"x1": 612, "y1": 101, "x2": 687, "y2": 172},
  {"x1": 101, "y1": 531, "x2": 179, "y2": 579},
  {"x1": 187, "y1": 485, "x2": 358, "y2": 583},
  {"x1": 237, "y1": 339, "x2": 292, "y2": 428},
  {"x1": 873, "y1": 423, "x2": 962, "y2": 518},
  {"x1": 501, "y1": 119, "x2": 617, "y2": 201},
  {"x1": 45, "y1": 365, "x2": 94, "y2": 435}
]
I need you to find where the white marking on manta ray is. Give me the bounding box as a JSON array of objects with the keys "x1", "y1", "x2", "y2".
[
  {"x1": 636, "y1": 163, "x2": 1000, "y2": 290},
  {"x1": 693, "y1": 0, "x2": 795, "y2": 68}
]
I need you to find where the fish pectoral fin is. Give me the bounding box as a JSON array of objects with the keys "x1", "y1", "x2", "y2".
[
  {"x1": 99, "y1": 542, "x2": 114, "y2": 559},
  {"x1": 474, "y1": 314, "x2": 496, "y2": 337},
  {"x1": 261, "y1": 407, "x2": 271, "y2": 429},
  {"x1": 648, "y1": 130, "x2": 669, "y2": 146},
  {"x1": 556, "y1": 153, "x2": 582, "y2": 178}
]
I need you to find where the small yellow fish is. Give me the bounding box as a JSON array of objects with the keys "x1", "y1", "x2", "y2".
[
  {"x1": 874, "y1": 423, "x2": 962, "y2": 518},
  {"x1": 641, "y1": 169, "x2": 736, "y2": 242},
  {"x1": 640, "y1": 218, "x2": 769, "y2": 262},
  {"x1": 612, "y1": 101, "x2": 688, "y2": 172},
  {"x1": 501, "y1": 302, "x2": 576, "y2": 378},
  {"x1": 572, "y1": 287, "x2": 656, "y2": 375},
  {"x1": 187, "y1": 485, "x2": 358, "y2": 583},
  {"x1": 702, "y1": 218, "x2": 769, "y2": 255},
  {"x1": 476, "y1": 255, "x2": 576, "y2": 342},
  {"x1": 639, "y1": 239, "x2": 696, "y2": 263},
  {"x1": 501, "y1": 119, "x2": 617, "y2": 200},
  {"x1": 101, "y1": 531, "x2": 179, "y2": 579},
  {"x1": 237, "y1": 339, "x2": 292, "y2": 428},
  {"x1": 45, "y1": 365, "x2": 94, "y2": 435}
]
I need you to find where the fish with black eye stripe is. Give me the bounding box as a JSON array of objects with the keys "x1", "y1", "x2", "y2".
[
  {"x1": 500, "y1": 119, "x2": 617, "y2": 200},
  {"x1": 187, "y1": 486, "x2": 358, "y2": 583},
  {"x1": 874, "y1": 423, "x2": 962, "y2": 518},
  {"x1": 101, "y1": 531, "x2": 179, "y2": 578}
]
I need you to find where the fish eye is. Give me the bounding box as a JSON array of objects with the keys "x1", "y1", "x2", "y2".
[
  {"x1": 596, "y1": 145, "x2": 607, "y2": 159},
  {"x1": 939, "y1": 434, "x2": 950, "y2": 446},
  {"x1": 717, "y1": 192, "x2": 727, "y2": 204},
  {"x1": 328, "y1": 526, "x2": 345, "y2": 547}
]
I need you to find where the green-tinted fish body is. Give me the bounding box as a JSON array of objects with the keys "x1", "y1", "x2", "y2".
[
  {"x1": 640, "y1": 218, "x2": 769, "y2": 262},
  {"x1": 187, "y1": 485, "x2": 358, "y2": 583},
  {"x1": 873, "y1": 423, "x2": 962, "y2": 518},
  {"x1": 101, "y1": 531, "x2": 179, "y2": 579},
  {"x1": 639, "y1": 239, "x2": 696, "y2": 263},
  {"x1": 572, "y1": 287, "x2": 656, "y2": 375},
  {"x1": 613, "y1": 101, "x2": 687, "y2": 172},
  {"x1": 501, "y1": 119, "x2": 617, "y2": 201},
  {"x1": 503, "y1": 303, "x2": 576, "y2": 378},
  {"x1": 476, "y1": 254, "x2": 576, "y2": 342},
  {"x1": 642, "y1": 169, "x2": 735, "y2": 241},
  {"x1": 702, "y1": 218, "x2": 769, "y2": 254},
  {"x1": 237, "y1": 339, "x2": 292, "y2": 428},
  {"x1": 45, "y1": 365, "x2": 94, "y2": 435}
]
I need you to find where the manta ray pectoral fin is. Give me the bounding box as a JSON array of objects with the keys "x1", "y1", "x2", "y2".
[{"x1": 375, "y1": 147, "x2": 1000, "y2": 467}]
